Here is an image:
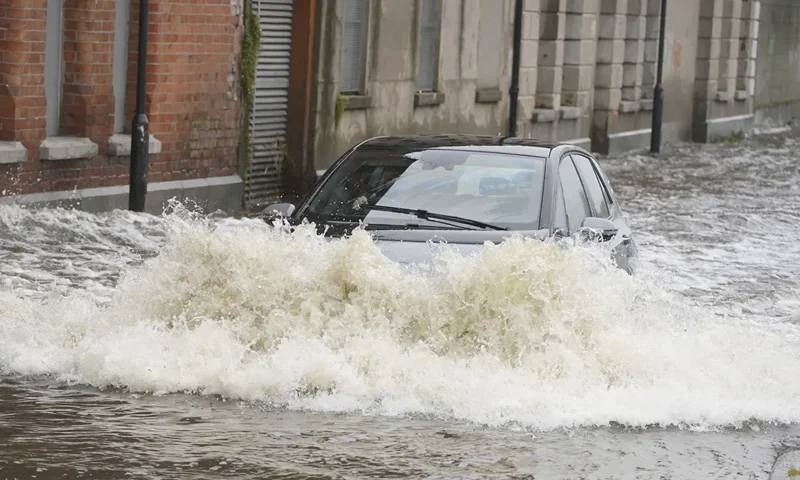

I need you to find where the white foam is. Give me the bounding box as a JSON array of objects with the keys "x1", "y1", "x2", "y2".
[{"x1": 1, "y1": 203, "x2": 799, "y2": 431}]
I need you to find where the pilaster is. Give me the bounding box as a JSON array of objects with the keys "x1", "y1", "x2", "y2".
[
  {"x1": 562, "y1": 0, "x2": 598, "y2": 112},
  {"x1": 591, "y1": 0, "x2": 627, "y2": 153},
  {"x1": 516, "y1": 0, "x2": 541, "y2": 133},
  {"x1": 535, "y1": 0, "x2": 566, "y2": 111},
  {"x1": 693, "y1": 0, "x2": 759, "y2": 142},
  {"x1": 736, "y1": 0, "x2": 759, "y2": 100},
  {"x1": 642, "y1": 0, "x2": 661, "y2": 101},
  {"x1": 715, "y1": 0, "x2": 742, "y2": 102},
  {"x1": 621, "y1": 0, "x2": 647, "y2": 109}
]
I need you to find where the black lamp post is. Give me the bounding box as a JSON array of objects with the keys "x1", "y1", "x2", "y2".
[
  {"x1": 650, "y1": 0, "x2": 667, "y2": 154},
  {"x1": 129, "y1": 0, "x2": 150, "y2": 212}
]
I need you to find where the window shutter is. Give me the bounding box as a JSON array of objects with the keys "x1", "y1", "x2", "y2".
[
  {"x1": 340, "y1": 0, "x2": 368, "y2": 93},
  {"x1": 417, "y1": 0, "x2": 441, "y2": 91}
]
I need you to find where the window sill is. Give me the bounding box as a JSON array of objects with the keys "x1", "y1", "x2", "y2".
[
  {"x1": 39, "y1": 136, "x2": 98, "y2": 161},
  {"x1": 560, "y1": 106, "x2": 582, "y2": 120},
  {"x1": 341, "y1": 94, "x2": 372, "y2": 110},
  {"x1": 475, "y1": 87, "x2": 502, "y2": 104},
  {"x1": 532, "y1": 107, "x2": 583, "y2": 123},
  {"x1": 0, "y1": 141, "x2": 28, "y2": 165},
  {"x1": 414, "y1": 91, "x2": 445, "y2": 107},
  {"x1": 734, "y1": 90, "x2": 748, "y2": 101},
  {"x1": 531, "y1": 109, "x2": 558, "y2": 123},
  {"x1": 108, "y1": 133, "x2": 163, "y2": 157},
  {"x1": 714, "y1": 91, "x2": 733, "y2": 103},
  {"x1": 619, "y1": 101, "x2": 640, "y2": 114},
  {"x1": 640, "y1": 99, "x2": 654, "y2": 111}
]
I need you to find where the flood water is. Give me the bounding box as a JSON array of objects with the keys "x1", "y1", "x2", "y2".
[{"x1": 1, "y1": 129, "x2": 800, "y2": 479}]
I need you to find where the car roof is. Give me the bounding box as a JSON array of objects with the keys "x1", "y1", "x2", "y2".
[{"x1": 354, "y1": 134, "x2": 558, "y2": 158}]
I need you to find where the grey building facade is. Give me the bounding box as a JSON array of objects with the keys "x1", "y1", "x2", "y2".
[{"x1": 309, "y1": 0, "x2": 797, "y2": 173}]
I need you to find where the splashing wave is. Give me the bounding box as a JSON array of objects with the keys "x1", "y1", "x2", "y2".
[{"x1": 1, "y1": 203, "x2": 799, "y2": 431}]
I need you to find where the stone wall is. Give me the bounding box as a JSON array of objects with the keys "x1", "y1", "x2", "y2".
[
  {"x1": 311, "y1": 0, "x2": 710, "y2": 165},
  {"x1": 692, "y1": 0, "x2": 760, "y2": 141},
  {"x1": 308, "y1": 0, "x2": 793, "y2": 170},
  {"x1": 310, "y1": 0, "x2": 515, "y2": 171},
  {"x1": 753, "y1": 0, "x2": 800, "y2": 127}
]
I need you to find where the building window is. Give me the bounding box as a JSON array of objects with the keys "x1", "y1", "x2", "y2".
[
  {"x1": 416, "y1": 0, "x2": 442, "y2": 91},
  {"x1": 340, "y1": 0, "x2": 369, "y2": 94},
  {"x1": 476, "y1": 0, "x2": 503, "y2": 90},
  {"x1": 113, "y1": 0, "x2": 131, "y2": 133},
  {"x1": 44, "y1": 0, "x2": 65, "y2": 138}
]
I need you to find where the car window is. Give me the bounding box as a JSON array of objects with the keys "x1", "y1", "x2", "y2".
[
  {"x1": 305, "y1": 148, "x2": 547, "y2": 230},
  {"x1": 558, "y1": 157, "x2": 591, "y2": 233},
  {"x1": 552, "y1": 184, "x2": 568, "y2": 232},
  {"x1": 571, "y1": 155, "x2": 610, "y2": 218}
]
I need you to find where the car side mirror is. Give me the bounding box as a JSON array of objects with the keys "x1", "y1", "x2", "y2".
[
  {"x1": 261, "y1": 202, "x2": 295, "y2": 222},
  {"x1": 579, "y1": 217, "x2": 618, "y2": 242}
]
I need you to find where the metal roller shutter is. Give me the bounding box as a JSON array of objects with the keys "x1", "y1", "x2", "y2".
[{"x1": 246, "y1": 0, "x2": 294, "y2": 210}]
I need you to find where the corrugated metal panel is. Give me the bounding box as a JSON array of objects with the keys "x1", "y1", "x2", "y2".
[{"x1": 246, "y1": 0, "x2": 294, "y2": 210}]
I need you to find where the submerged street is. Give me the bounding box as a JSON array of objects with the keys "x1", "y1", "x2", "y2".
[{"x1": 1, "y1": 129, "x2": 800, "y2": 479}]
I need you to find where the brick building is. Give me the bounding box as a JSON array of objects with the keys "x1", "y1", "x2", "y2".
[{"x1": 0, "y1": 0, "x2": 245, "y2": 212}]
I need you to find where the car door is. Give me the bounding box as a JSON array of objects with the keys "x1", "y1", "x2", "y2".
[
  {"x1": 554, "y1": 155, "x2": 592, "y2": 236},
  {"x1": 570, "y1": 153, "x2": 633, "y2": 267}
]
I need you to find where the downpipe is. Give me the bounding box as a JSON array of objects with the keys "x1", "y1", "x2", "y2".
[
  {"x1": 129, "y1": 0, "x2": 150, "y2": 212},
  {"x1": 508, "y1": 0, "x2": 523, "y2": 137}
]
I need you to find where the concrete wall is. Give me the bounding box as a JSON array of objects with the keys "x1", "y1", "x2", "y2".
[
  {"x1": 310, "y1": 0, "x2": 771, "y2": 170},
  {"x1": 692, "y1": 0, "x2": 761, "y2": 142},
  {"x1": 753, "y1": 0, "x2": 800, "y2": 127},
  {"x1": 310, "y1": 0, "x2": 515, "y2": 171},
  {"x1": 601, "y1": 0, "x2": 701, "y2": 152}
]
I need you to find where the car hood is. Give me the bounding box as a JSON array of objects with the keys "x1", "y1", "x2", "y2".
[{"x1": 369, "y1": 228, "x2": 552, "y2": 266}]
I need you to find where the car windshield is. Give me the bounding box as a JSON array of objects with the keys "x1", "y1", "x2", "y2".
[{"x1": 305, "y1": 147, "x2": 546, "y2": 230}]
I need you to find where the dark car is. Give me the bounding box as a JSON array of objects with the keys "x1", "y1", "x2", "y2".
[{"x1": 262, "y1": 134, "x2": 637, "y2": 274}]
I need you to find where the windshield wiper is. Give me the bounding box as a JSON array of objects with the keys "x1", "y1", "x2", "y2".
[{"x1": 363, "y1": 205, "x2": 507, "y2": 231}]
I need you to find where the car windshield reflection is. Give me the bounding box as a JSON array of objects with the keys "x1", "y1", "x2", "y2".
[{"x1": 306, "y1": 147, "x2": 546, "y2": 231}]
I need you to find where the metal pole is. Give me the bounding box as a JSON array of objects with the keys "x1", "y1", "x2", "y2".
[
  {"x1": 129, "y1": 0, "x2": 150, "y2": 211},
  {"x1": 508, "y1": 0, "x2": 523, "y2": 137},
  {"x1": 650, "y1": 0, "x2": 667, "y2": 154}
]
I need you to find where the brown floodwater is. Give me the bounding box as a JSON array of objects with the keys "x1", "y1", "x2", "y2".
[{"x1": 1, "y1": 128, "x2": 799, "y2": 479}]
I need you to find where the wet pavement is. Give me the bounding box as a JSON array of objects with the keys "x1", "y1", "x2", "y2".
[{"x1": 1, "y1": 128, "x2": 800, "y2": 479}]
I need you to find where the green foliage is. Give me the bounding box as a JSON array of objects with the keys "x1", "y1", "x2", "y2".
[
  {"x1": 240, "y1": 9, "x2": 261, "y2": 109},
  {"x1": 239, "y1": 3, "x2": 261, "y2": 173},
  {"x1": 335, "y1": 94, "x2": 349, "y2": 128}
]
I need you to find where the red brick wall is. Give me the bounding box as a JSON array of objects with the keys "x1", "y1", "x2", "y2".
[
  {"x1": 0, "y1": 1, "x2": 48, "y2": 191},
  {"x1": 61, "y1": 0, "x2": 116, "y2": 139},
  {"x1": 125, "y1": 0, "x2": 243, "y2": 183},
  {"x1": 0, "y1": 0, "x2": 243, "y2": 197}
]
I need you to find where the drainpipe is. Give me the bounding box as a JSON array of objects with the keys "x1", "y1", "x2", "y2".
[
  {"x1": 129, "y1": 0, "x2": 150, "y2": 212},
  {"x1": 649, "y1": 0, "x2": 667, "y2": 154},
  {"x1": 508, "y1": 0, "x2": 523, "y2": 137}
]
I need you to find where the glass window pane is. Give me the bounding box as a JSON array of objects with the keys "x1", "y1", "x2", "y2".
[
  {"x1": 558, "y1": 157, "x2": 591, "y2": 233},
  {"x1": 341, "y1": 0, "x2": 368, "y2": 93},
  {"x1": 307, "y1": 148, "x2": 547, "y2": 231},
  {"x1": 572, "y1": 155, "x2": 610, "y2": 218}
]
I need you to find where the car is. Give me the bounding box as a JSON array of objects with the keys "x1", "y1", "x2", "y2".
[{"x1": 261, "y1": 134, "x2": 637, "y2": 274}]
